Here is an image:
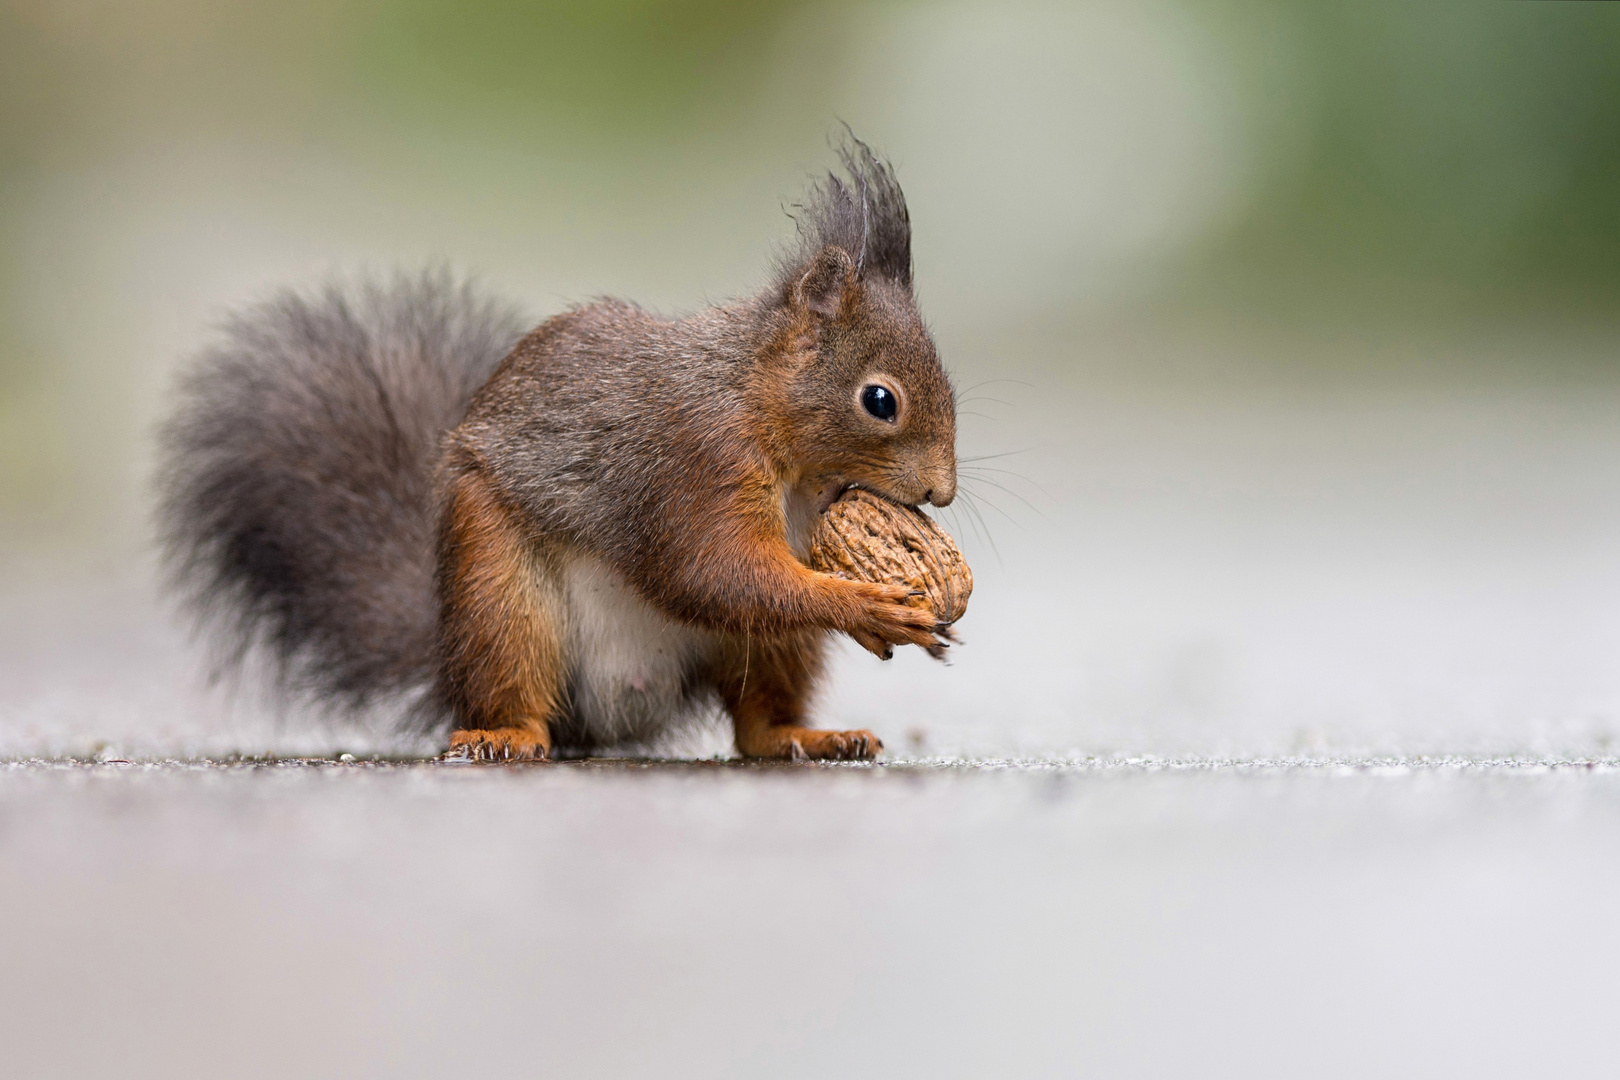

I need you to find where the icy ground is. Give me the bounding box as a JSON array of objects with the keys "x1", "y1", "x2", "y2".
[{"x1": 3, "y1": 755, "x2": 1617, "y2": 1080}]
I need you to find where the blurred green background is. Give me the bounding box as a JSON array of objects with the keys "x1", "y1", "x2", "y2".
[{"x1": 4, "y1": 0, "x2": 1620, "y2": 562}]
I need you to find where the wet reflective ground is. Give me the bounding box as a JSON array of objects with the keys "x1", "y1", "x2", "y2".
[
  {"x1": 3, "y1": 756, "x2": 1617, "y2": 1079},
  {"x1": 7, "y1": 313, "x2": 1620, "y2": 1079},
  {"x1": 7, "y1": 343, "x2": 1620, "y2": 1078}
]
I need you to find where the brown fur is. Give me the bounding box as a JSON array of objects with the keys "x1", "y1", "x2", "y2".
[
  {"x1": 435, "y1": 459, "x2": 562, "y2": 759},
  {"x1": 435, "y1": 255, "x2": 952, "y2": 758},
  {"x1": 158, "y1": 140, "x2": 953, "y2": 761},
  {"x1": 715, "y1": 631, "x2": 881, "y2": 761},
  {"x1": 432, "y1": 143, "x2": 957, "y2": 760}
]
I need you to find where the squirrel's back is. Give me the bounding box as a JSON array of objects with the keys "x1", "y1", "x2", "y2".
[{"x1": 156, "y1": 269, "x2": 527, "y2": 721}]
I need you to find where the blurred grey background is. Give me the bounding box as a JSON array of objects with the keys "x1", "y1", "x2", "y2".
[{"x1": 5, "y1": 0, "x2": 1620, "y2": 758}]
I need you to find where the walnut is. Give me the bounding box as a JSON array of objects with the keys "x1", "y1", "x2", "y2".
[{"x1": 807, "y1": 488, "x2": 973, "y2": 627}]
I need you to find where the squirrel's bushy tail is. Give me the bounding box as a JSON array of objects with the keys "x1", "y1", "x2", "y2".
[{"x1": 156, "y1": 268, "x2": 527, "y2": 723}]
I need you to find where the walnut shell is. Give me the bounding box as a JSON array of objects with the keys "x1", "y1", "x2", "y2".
[{"x1": 807, "y1": 488, "x2": 973, "y2": 625}]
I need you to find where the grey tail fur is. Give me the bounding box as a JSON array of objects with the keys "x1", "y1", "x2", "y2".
[{"x1": 156, "y1": 268, "x2": 528, "y2": 726}]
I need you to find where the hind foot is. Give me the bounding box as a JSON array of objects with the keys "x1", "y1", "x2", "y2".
[
  {"x1": 444, "y1": 728, "x2": 551, "y2": 762},
  {"x1": 737, "y1": 726, "x2": 883, "y2": 761}
]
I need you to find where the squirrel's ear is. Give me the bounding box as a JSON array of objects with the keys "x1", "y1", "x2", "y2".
[{"x1": 791, "y1": 245, "x2": 857, "y2": 320}]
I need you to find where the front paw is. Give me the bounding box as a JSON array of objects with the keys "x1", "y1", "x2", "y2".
[
  {"x1": 845, "y1": 581, "x2": 950, "y2": 659},
  {"x1": 444, "y1": 728, "x2": 551, "y2": 762}
]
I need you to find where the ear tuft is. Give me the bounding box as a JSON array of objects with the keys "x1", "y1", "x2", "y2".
[{"x1": 793, "y1": 245, "x2": 857, "y2": 319}]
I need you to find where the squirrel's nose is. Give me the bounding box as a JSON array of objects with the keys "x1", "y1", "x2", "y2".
[{"x1": 926, "y1": 476, "x2": 956, "y2": 508}]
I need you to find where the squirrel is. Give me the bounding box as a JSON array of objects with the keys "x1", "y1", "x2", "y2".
[{"x1": 158, "y1": 137, "x2": 958, "y2": 761}]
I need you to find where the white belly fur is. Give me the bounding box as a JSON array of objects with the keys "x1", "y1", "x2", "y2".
[{"x1": 559, "y1": 551, "x2": 720, "y2": 746}]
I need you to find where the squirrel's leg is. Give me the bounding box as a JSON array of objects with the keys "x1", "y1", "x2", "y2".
[
  {"x1": 436, "y1": 466, "x2": 564, "y2": 762},
  {"x1": 718, "y1": 631, "x2": 882, "y2": 761},
  {"x1": 646, "y1": 501, "x2": 949, "y2": 654}
]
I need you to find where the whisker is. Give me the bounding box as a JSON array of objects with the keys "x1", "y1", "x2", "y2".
[
  {"x1": 954, "y1": 491, "x2": 1003, "y2": 563},
  {"x1": 936, "y1": 505, "x2": 972, "y2": 547},
  {"x1": 959, "y1": 465, "x2": 1038, "y2": 479},
  {"x1": 945, "y1": 496, "x2": 991, "y2": 559},
  {"x1": 961, "y1": 475, "x2": 1045, "y2": 519},
  {"x1": 959, "y1": 465, "x2": 1050, "y2": 499},
  {"x1": 956, "y1": 377, "x2": 1035, "y2": 395},
  {"x1": 957, "y1": 484, "x2": 1021, "y2": 527},
  {"x1": 959, "y1": 448, "x2": 1037, "y2": 464}
]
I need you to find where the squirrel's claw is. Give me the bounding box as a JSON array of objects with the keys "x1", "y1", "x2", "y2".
[
  {"x1": 445, "y1": 728, "x2": 551, "y2": 763},
  {"x1": 850, "y1": 628, "x2": 894, "y2": 659}
]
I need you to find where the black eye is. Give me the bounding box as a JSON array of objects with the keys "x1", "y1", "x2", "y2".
[{"x1": 860, "y1": 384, "x2": 897, "y2": 423}]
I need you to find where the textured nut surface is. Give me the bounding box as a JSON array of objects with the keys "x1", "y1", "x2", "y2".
[{"x1": 807, "y1": 488, "x2": 973, "y2": 625}]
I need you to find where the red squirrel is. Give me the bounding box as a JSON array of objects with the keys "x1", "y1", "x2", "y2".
[{"x1": 159, "y1": 137, "x2": 957, "y2": 760}]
